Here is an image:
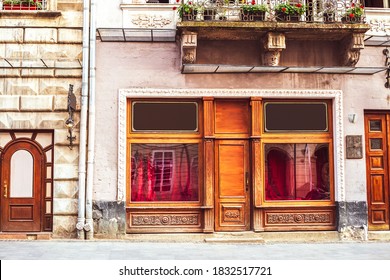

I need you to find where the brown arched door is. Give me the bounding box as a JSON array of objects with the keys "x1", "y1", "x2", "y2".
[{"x1": 1, "y1": 140, "x2": 44, "y2": 232}]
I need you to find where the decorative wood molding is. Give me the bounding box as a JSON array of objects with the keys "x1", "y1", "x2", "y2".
[
  {"x1": 131, "y1": 213, "x2": 200, "y2": 226},
  {"x1": 265, "y1": 212, "x2": 332, "y2": 224},
  {"x1": 118, "y1": 89, "x2": 345, "y2": 203}
]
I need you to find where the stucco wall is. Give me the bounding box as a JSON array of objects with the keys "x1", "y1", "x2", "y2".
[{"x1": 95, "y1": 41, "x2": 387, "y2": 207}]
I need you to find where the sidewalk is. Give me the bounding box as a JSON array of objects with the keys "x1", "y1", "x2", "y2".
[{"x1": 1, "y1": 239, "x2": 390, "y2": 260}]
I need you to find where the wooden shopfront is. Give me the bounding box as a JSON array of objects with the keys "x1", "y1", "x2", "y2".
[{"x1": 125, "y1": 97, "x2": 336, "y2": 233}]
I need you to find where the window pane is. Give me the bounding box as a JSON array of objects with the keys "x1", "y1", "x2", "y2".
[
  {"x1": 130, "y1": 143, "x2": 199, "y2": 202},
  {"x1": 265, "y1": 143, "x2": 330, "y2": 201},
  {"x1": 264, "y1": 102, "x2": 328, "y2": 131},
  {"x1": 132, "y1": 102, "x2": 198, "y2": 132},
  {"x1": 10, "y1": 150, "x2": 34, "y2": 198},
  {"x1": 369, "y1": 120, "x2": 382, "y2": 132}
]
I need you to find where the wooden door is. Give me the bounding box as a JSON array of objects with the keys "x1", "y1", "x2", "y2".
[
  {"x1": 365, "y1": 113, "x2": 390, "y2": 230},
  {"x1": 1, "y1": 141, "x2": 43, "y2": 232},
  {"x1": 215, "y1": 140, "x2": 250, "y2": 231}
]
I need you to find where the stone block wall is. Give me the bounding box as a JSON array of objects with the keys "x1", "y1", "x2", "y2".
[{"x1": 0, "y1": 1, "x2": 83, "y2": 238}]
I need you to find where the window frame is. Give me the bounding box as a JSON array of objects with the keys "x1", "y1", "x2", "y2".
[
  {"x1": 126, "y1": 98, "x2": 203, "y2": 207},
  {"x1": 260, "y1": 99, "x2": 335, "y2": 207}
]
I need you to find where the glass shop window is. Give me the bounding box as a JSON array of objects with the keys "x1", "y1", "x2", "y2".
[
  {"x1": 130, "y1": 143, "x2": 199, "y2": 202},
  {"x1": 265, "y1": 144, "x2": 330, "y2": 201}
]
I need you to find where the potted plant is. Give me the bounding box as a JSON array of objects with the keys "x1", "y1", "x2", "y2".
[
  {"x1": 274, "y1": 2, "x2": 306, "y2": 22},
  {"x1": 341, "y1": 3, "x2": 364, "y2": 23},
  {"x1": 240, "y1": 1, "x2": 269, "y2": 21},
  {"x1": 2, "y1": 0, "x2": 42, "y2": 10},
  {"x1": 173, "y1": 0, "x2": 199, "y2": 21},
  {"x1": 322, "y1": 1, "x2": 336, "y2": 23}
]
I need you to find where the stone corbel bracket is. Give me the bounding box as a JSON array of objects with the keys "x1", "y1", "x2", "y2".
[
  {"x1": 181, "y1": 32, "x2": 197, "y2": 65},
  {"x1": 263, "y1": 32, "x2": 286, "y2": 66},
  {"x1": 342, "y1": 33, "x2": 365, "y2": 67}
]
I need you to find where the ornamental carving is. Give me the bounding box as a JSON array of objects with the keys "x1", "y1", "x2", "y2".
[
  {"x1": 342, "y1": 33, "x2": 365, "y2": 67},
  {"x1": 132, "y1": 214, "x2": 200, "y2": 226},
  {"x1": 267, "y1": 213, "x2": 331, "y2": 224},
  {"x1": 132, "y1": 15, "x2": 172, "y2": 28},
  {"x1": 224, "y1": 210, "x2": 240, "y2": 220}
]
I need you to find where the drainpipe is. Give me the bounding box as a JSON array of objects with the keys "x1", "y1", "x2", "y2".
[
  {"x1": 85, "y1": 0, "x2": 97, "y2": 240},
  {"x1": 76, "y1": 0, "x2": 91, "y2": 239}
]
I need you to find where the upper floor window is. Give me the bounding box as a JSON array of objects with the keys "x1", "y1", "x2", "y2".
[
  {"x1": 1, "y1": 0, "x2": 47, "y2": 10},
  {"x1": 364, "y1": 0, "x2": 389, "y2": 8}
]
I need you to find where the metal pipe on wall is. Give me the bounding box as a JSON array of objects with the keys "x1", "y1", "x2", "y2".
[
  {"x1": 76, "y1": 0, "x2": 91, "y2": 239},
  {"x1": 85, "y1": 0, "x2": 97, "y2": 240}
]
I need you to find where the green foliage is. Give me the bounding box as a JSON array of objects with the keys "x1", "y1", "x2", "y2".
[
  {"x1": 241, "y1": 3, "x2": 269, "y2": 13},
  {"x1": 274, "y1": 2, "x2": 307, "y2": 15}
]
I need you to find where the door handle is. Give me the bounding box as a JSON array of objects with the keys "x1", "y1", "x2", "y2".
[
  {"x1": 3, "y1": 180, "x2": 7, "y2": 198},
  {"x1": 245, "y1": 172, "x2": 249, "y2": 192}
]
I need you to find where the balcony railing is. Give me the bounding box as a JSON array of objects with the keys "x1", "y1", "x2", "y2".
[
  {"x1": 0, "y1": 0, "x2": 47, "y2": 11},
  {"x1": 174, "y1": 0, "x2": 367, "y2": 23}
]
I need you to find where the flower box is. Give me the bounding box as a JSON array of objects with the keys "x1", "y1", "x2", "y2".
[
  {"x1": 3, "y1": 4, "x2": 38, "y2": 10},
  {"x1": 240, "y1": 10, "x2": 266, "y2": 21}
]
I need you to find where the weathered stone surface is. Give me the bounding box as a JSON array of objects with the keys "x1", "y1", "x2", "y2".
[
  {"x1": 52, "y1": 215, "x2": 77, "y2": 238},
  {"x1": 54, "y1": 144, "x2": 79, "y2": 164},
  {"x1": 337, "y1": 201, "x2": 368, "y2": 241},
  {"x1": 20, "y1": 96, "x2": 54, "y2": 111},
  {"x1": 53, "y1": 163, "x2": 79, "y2": 180},
  {"x1": 54, "y1": 95, "x2": 68, "y2": 111},
  {"x1": 53, "y1": 198, "x2": 78, "y2": 215},
  {"x1": 54, "y1": 180, "x2": 78, "y2": 199},
  {"x1": 58, "y1": 28, "x2": 82, "y2": 43},
  {"x1": 5, "y1": 44, "x2": 38, "y2": 59},
  {"x1": 0, "y1": 28, "x2": 24, "y2": 43},
  {"x1": 39, "y1": 44, "x2": 82, "y2": 60},
  {"x1": 0, "y1": 95, "x2": 19, "y2": 111},
  {"x1": 5, "y1": 79, "x2": 38, "y2": 95},
  {"x1": 36, "y1": 112, "x2": 71, "y2": 128},
  {"x1": 93, "y1": 200, "x2": 126, "y2": 238},
  {"x1": 0, "y1": 69, "x2": 21, "y2": 77},
  {"x1": 54, "y1": 69, "x2": 82, "y2": 77},
  {"x1": 21, "y1": 69, "x2": 55, "y2": 78},
  {"x1": 24, "y1": 28, "x2": 58, "y2": 43}
]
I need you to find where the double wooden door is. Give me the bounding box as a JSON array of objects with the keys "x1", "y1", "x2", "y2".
[
  {"x1": 365, "y1": 113, "x2": 390, "y2": 230},
  {"x1": 0, "y1": 141, "x2": 43, "y2": 232}
]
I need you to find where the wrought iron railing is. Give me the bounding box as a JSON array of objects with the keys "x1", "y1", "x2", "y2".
[
  {"x1": 0, "y1": 0, "x2": 47, "y2": 10},
  {"x1": 174, "y1": 0, "x2": 366, "y2": 23}
]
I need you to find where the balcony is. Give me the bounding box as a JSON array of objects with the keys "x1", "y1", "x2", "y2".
[
  {"x1": 175, "y1": 0, "x2": 367, "y2": 24},
  {"x1": 0, "y1": 0, "x2": 47, "y2": 10}
]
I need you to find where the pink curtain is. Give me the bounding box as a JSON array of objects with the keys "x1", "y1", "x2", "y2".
[{"x1": 266, "y1": 150, "x2": 289, "y2": 200}]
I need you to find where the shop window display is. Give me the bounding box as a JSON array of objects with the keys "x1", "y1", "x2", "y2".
[
  {"x1": 130, "y1": 143, "x2": 199, "y2": 202},
  {"x1": 265, "y1": 143, "x2": 330, "y2": 201}
]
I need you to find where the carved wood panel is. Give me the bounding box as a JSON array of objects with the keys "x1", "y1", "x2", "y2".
[{"x1": 365, "y1": 113, "x2": 390, "y2": 230}]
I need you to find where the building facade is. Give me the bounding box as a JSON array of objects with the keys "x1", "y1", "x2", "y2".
[
  {"x1": 0, "y1": 0, "x2": 83, "y2": 238},
  {"x1": 1, "y1": 0, "x2": 390, "y2": 240}
]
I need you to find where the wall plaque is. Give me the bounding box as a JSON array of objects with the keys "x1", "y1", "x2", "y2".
[{"x1": 346, "y1": 135, "x2": 363, "y2": 159}]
